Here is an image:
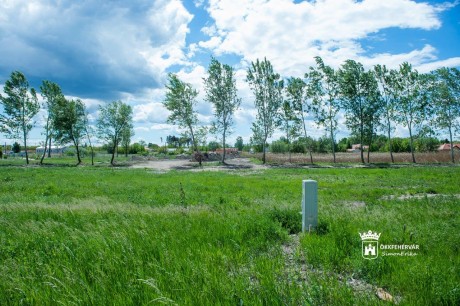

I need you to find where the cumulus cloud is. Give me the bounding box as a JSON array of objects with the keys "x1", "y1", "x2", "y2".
[
  {"x1": 198, "y1": 0, "x2": 451, "y2": 75},
  {"x1": 0, "y1": 0, "x2": 193, "y2": 98}
]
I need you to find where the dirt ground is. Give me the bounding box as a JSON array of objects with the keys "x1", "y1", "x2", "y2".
[{"x1": 131, "y1": 157, "x2": 267, "y2": 172}]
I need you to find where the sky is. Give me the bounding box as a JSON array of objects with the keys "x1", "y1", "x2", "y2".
[{"x1": 0, "y1": 0, "x2": 459, "y2": 147}]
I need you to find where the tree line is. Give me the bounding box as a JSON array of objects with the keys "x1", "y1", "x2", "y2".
[
  {"x1": 0, "y1": 71, "x2": 134, "y2": 165},
  {"x1": 165, "y1": 57, "x2": 460, "y2": 164},
  {"x1": 2, "y1": 56, "x2": 459, "y2": 165}
]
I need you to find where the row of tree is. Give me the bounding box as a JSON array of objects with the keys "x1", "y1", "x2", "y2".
[
  {"x1": 0, "y1": 71, "x2": 134, "y2": 165},
  {"x1": 164, "y1": 57, "x2": 460, "y2": 164}
]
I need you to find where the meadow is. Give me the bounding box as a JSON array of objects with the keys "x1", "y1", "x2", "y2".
[{"x1": 0, "y1": 161, "x2": 459, "y2": 305}]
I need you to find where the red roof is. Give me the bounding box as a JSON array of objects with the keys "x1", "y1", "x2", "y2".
[{"x1": 438, "y1": 143, "x2": 460, "y2": 150}]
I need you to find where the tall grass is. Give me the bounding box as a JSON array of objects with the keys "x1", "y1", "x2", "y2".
[{"x1": 0, "y1": 166, "x2": 458, "y2": 304}]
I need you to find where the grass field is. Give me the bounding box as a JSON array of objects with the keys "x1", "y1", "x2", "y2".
[{"x1": 0, "y1": 163, "x2": 459, "y2": 305}]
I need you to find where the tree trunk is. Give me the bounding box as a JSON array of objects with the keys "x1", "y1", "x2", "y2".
[
  {"x1": 387, "y1": 116, "x2": 394, "y2": 163},
  {"x1": 330, "y1": 123, "x2": 336, "y2": 163},
  {"x1": 301, "y1": 109, "x2": 313, "y2": 164},
  {"x1": 23, "y1": 130, "x2": 29, "y2": 165},
  {"x1": 40, "y1": 117, "x2": 51, "y2": 164},
  {"x1": 449, "y1": 126, "x2": 454, "y2": 163},
  {"x1": 408, "y1": 127, "x2": 416, "y2": 163},
  {"x1": 189, "y1": 125, "x2": 201, "y2": 166},
  {"x1": 74, "y1": 142, "x2": 82, "y2": 165},
  {"x1": 262, "y1": 140, "x2": 266, "y2": 164},
  {"x1": 286, "y1": 122, "x2": 291, "y2": 163},
  {"x1": 110, "y1": 141, "x2": 117, "y2": 165},
  {"x1": 367, "y1": 130, "x2": 373, "y2": 164},
  {"x1": 360, "y1": 123, "x2": 365, "y2": 164},
  {"x1": 86, "y1": 134, "x2": 94, "y2": 166},
  {"x1": 47, "y1": 136, "x2": 52, "y2": 158},
  {"x1": 222, "y1": 129, "x2": 226, "y2": 164}
]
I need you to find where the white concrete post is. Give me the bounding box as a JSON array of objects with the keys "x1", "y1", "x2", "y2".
[{"x1": 302, "y1": 180, "x2": 318, "y2": 233}]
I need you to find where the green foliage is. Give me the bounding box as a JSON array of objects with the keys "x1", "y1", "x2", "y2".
[
  {"x1": 53, "y1": 97, "x2": 87, "y2": 164},
  {"x1": 204, "y1": 57, "x2": 241, "y2": 163},
  {"x1": 163, "y1": 74, "x2": 199, "y2": 151},
  {"x1": 270, "y1": 140, "x2": 288, "y2": 153},
  {"x1": 97, "y1": 100, "x2": 133, "y2": 165},
  {"x1": 39, "y1": 80, "x2": 64, "y2": 164},
  {"x1": 394, "y1": 63, "x2": 432, "y2": 163},
  {"x1": 12, "y1": 141, "x2": 21, "y2": 153},
  {"x1": 431, "y1": 67, "x2": 460, "y2": 162},
  {"x1": 247, "y1": 58, "x2": 283, "y2": 164},
  {"x1": 208, "y1": 141, "x2": 221, "y2": 151},
  {"x1": 0, "y1": 71, "x2": 39, "y2": 164},
  {"x1": 307, "y1": 56, "x2": 341, "y2": 162},
  {"x1": 338, "y1": 60, "x2": 381, "y2": 163},
  {"x1": 234, "y1": 136, "x2": 244, "y2": 151}
]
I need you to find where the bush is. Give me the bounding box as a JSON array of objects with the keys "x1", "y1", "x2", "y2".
[
  {"x1": 270, "y1": 140, "x2": 288, "y2": 153},
  {"x1": 12, "y1": 142, "x2": 21, "y2": 153}
]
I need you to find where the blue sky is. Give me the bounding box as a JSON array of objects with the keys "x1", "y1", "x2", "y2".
[{"x1": 1, "y1": 0, "x2": 459, "y2": 146}]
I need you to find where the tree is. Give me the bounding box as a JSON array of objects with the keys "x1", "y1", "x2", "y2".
[
  {"x1": 82, "y1": 109, "x2": 95, "y2": 166},
  {"x1": 394, "y1": 63, "x2": 431, "y2": 163},
  {"x1": 373, "y1": 65, "x2": 399, "y2": 163},
  {"x1": 307, "y1": 57, "x2": 341, "y2": 163},
  {"x1": 204, "y1": 57, "x2": 241, "y2": 164},
  {"x1": 235, "y1": 136, "x2": 244, "y2": 151},
  {"x1": 286, "y1": 77, "x2": 313, "y2": 163},
  {"x1": 278, "y1": 99, "x2": 301, "y2": 163},
  {"x1": 39, "y1": 80, "x2": 64, "y2": 164},
  {"x1": 121, "y1": 126, "x2": 134, "y2": 157},
  {"x1": 338, "y1": 60, "x2": 381, "y2": 163},
  {"x1": 163, "y1": 74, "x2": 200, "y2": 154},
  {"x1": 0, "y1": 71, "x2": 39, "y2": 164},
  {"x1": 431, "y1": 67, "x2": 460, "y2": 163},
  {"x1": 97, "y1": 100, "x2": 133, "y2": 165},
  {"x1": 246, "y1": 58, "x2": 283, "y2": 164},
  {"x1": 53, "y1": 97, "x2": 87, "y2": 165},
  {"x1": 12, "y1": 141, "x2": 21, "y2": 153}
]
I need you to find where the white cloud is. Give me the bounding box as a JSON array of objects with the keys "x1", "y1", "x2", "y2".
[
  {"x1": 199, "y1": 0, "x2": 450, "y2": 76},
  {"x1": 0, "y1": 0, "x2": 193, "y2": 96}
]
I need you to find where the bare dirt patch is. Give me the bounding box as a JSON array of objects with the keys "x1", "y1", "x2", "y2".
[
  {"x1": 381, "y1": 193, "x2": 460, "y2": 201},
  {"x1": 131, "y1": 158, "x2": 267, "y2": 172}
]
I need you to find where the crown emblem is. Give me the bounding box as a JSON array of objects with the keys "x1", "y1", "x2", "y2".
[{"x1": 359, "y1": 230, "x2": 381, "y2": 240}]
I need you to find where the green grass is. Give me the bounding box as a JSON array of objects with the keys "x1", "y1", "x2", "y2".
[{"x1": 0, "y1": 165, "x2": 459, "y2": 305}]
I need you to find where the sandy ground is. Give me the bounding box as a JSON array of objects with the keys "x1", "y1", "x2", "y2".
[{"x1": 131, "y1": 157, "x2": 267, "y2": 172}]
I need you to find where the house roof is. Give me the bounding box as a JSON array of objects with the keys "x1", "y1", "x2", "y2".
[{"x1": 438, "y1": 143, "x2": 460, "y2": 150}]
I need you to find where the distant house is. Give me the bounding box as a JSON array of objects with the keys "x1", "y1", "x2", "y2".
[
  {"x1": 35, "y1": 146, "x2": 66, "y2": 155},
  {"x1": 347, "y1": 144, "x2": 369, "y2": 153},
  {"x1": 437, "y1": 143, "x2": 460, "y2": 151}
]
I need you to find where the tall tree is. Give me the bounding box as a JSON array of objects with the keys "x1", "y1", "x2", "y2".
[
  {"x1": 431, "y1": 67, "x2": 460, "y2": 163},
  {"x1": 82, "y1": 109, "x2": 95, "y2": 166},
  {"x1": 0, "y1": 71, "x2": 39, "y2": 164},
  {"x1": 338, "y1": 60, "x2": 380, "y2": 163},
  {"x1": 97, "y1": 100, "x2": 133, "y2": 165},
  {"x1": 307, "y1": 56, "x2": 341, "y2": 163},
  {"x1": 394, "y1": 63, "x2": 431, "y2": 163},
  {"x1": 163, "y1": 73, "x2": 200, "y2": 153},
  {"x1": 373, "y1": 65, "x2": 399, "y2": 163},
  {"x1": 235, "y1": 136, "x2": 244, "y2": 151},
  {"x1": 121, "y1": 126, "x2": 135, "y2": 157},
  {"x1": 39, "y1": 80, "x2": 64, "y2": 164},
  {"x1": 53, "y1": 98, "x2": 87, "y2": 165},
  {"x1": 278, "y1": 98, "x2": 301, "y2": 163},
  {"x1": 204, "y1": 57, "x2": 241, "y2": 164},
  {"x1": 285, "y1": 77, "x2": 313, "y2": 163},
  {"x1": 246, "y1": 58, "x2": 283, "y2": 164}
]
